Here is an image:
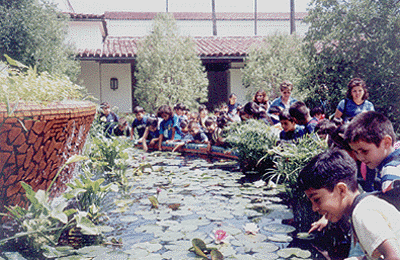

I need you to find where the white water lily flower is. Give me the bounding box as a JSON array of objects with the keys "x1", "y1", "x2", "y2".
[
  {"x1": 243, "y1": 223, "x2": 260, "y2": 235},
  {"x1": 253, "y1": 180, "x2": 266, "y2": 188}
]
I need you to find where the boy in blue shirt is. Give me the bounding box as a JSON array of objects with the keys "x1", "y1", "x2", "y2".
[
  {"x1": 345, "y1": 111, "x2": 400, "y2": 191},
  {"x1": 289, "y1": 101, "x2": 318, "y2": 134},
  {"x1": 278, "y1": 109, "x2": 305, "y2": 142}
]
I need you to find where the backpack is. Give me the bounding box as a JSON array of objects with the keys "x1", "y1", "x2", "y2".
[{"x1": 351, "y1": 179, "x2": 400, "y2": 214}]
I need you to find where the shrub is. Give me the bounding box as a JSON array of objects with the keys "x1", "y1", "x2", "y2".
[{"x1": 224, "y1": 119, "x2": 279, "y2": 174}]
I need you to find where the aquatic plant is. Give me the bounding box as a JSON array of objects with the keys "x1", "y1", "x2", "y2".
[
  {"x1": 262, "y1": 135, "x2": 327, "y2": 231},
  {"x1": 210, "y1": 229, "x2": 230, "y2": 244},
  {"x1": 243, "y1": 223, "x2": 260, "y2": 235},
  {"x1": 87, "y1": 134, "x2": 131, "y2": 173},
  {"x1": 224, "y1": 119, "x2": 279, "y2": 174}
]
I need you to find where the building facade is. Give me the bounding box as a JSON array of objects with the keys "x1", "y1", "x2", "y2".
[{"x1": 70, "y1": 12, "x2": 308, "y2": 112}]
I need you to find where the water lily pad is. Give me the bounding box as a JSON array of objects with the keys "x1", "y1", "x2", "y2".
[
  {"x1": 252, "y1": 252, "x2": 279, "y2": 260},
  {"x1": 124, "y1": 248, "x2": 149, "y2": 258},
  {"x1": 93, "y1": 251, "x2": 129, "y2": 260},
  {"x1": 263, "y1": 224, "x2": 296, "y2": 234},
  {"x1": 267, "y1": 234, "x2": 293, "y2": 243},
  {"x1": 131, "y1": 242, "x2": 162, "y2": 252},
  {"x1": 277, "y1": 248, "x2": 312, "y2": 259},
  {"x1": 296, "y1": 232, "x2": 316, "y2": 240},
  {"x1": 120, "y1": 216, "x2": 139, "y2": 222}
]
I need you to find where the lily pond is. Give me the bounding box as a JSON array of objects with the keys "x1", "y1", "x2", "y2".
[{"x1": 2, "y1": 148, "x2": 320, "y2": 260}]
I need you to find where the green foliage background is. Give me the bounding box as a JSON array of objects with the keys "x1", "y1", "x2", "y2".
[
  {"x1": 241, "y1": 34, "x2": 308, "y2": 101},
  {"x1": 134, "y1": 13, "x2": 209, "y2": 113},
  {"x1": 299, "y1": 0, "x2": 400, "y2": 130},
  {"x1": 0, "y1": 0, "x2": 80, "y2": 81}
]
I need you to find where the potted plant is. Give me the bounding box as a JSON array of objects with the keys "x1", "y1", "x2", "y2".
[{"x1": 0, "y1": 55, "x2": 96, "y2": 212}]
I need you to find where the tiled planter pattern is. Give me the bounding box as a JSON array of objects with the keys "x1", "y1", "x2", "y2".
[{"x1": 0, "y1": 101, "x2": 96, "y2": 212}]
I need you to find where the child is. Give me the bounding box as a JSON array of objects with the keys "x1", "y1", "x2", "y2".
[
  {"x1": 289, "y1": 101, "x2": 318, "y2": 134},
  {"x1": 171, "y1": 119, "x2": 194, "y2": 152},
  {"x1": 130, "y1": 106, "x2": 148, "y2": 141},
  {"x1": 99, "y1": 102, "x2": 119, "y2": 137},
  {"x1": 198, "y1": 104, "x2": 209, "y2": 130},
  {"x1": 141, "y1": 117, "x2": 160, "y2": 152},
  {"x1": 314, "y1": 119, "x2": 336, "y2": 141},
  {"x1": 174, "y1": 102, "x2": 187, "y2": 122},
  {"x1": 298, "y1": 148, "x2": 400, "y2": 260},
  {"x1": 268, "y1": 106, "x2": 283, "y2": 125},
  {"x1": 278, "y1": 109, "x2": 305, "y2": 142},
  {"x1": 205, "y1": 117, "x2": 226, "y2": 152},
  {"x1": 112, "y1": 117, "x2": 131, "y2": 137},
  {"x1": 188, "y1": 120, "x2": 208, "y2": 144},
  {"x1": 310, "y1": 106, "x2": 325, "y2": 122},
  {"x1": 345, "y1": 111, "x2": 400, "y2": 191},
  {"x1": 157, "y1": 105, "x2": 181, "y2": 151}
]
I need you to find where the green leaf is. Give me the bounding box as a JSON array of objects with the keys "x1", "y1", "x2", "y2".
[
  {"x1": 148, "y1": 196, "x2": 159, "y2": 209},
  {"x1": 4, "y1": 54, "x2": 28, "y2": 69},
  {"x1": 191, "y1": 238, "x2": 208, "y2": 252},
  {"x1": 210, "y1": 249, "x2": 224, "y2": 260}
]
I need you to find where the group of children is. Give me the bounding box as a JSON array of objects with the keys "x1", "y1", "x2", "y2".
[{"x1": 299, "y1": 111, "x2": 400, "y2": 259}]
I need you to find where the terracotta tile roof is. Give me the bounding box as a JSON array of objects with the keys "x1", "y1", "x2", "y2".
[
  {"x1": 104, "y1": 12, "x2": 308, "y2": 21},
  {"x1": 78, "y1": 36, "x2": 267, "y2": 59},
  {"x1": 67, "y1": 13, "x2": 104, "y2": 20}
]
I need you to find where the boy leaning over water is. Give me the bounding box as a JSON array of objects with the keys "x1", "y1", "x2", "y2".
[
  {"x1": 298, "y1": 149, "x2": 400, "y2": 260},
  {"x1": 345, "y1": 111, "x2": 400, "y2": 191}
]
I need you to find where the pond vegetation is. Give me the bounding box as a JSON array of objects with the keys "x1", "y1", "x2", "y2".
[{"x1": 0, "y1": 117, "x2": 350, "y2": 259}]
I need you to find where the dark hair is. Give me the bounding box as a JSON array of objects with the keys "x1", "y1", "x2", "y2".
[
  {"x1": 198, "y1": 104, "x2": 208, "y2": 113},
  {"x1": 344, "y1": 111, "x2": 396, "y2": 147},
  {"x1": 253, "y1": 89, "x2": 269, "y2": 105},
  {"x1": 133, "y1": 106, "x2": 145, "y2": 114},
  {"x1": 279, "y1": 109, "x2": 293, "y2": 122},
  {"x1": 174, "y1": 103, "x2": 185, "y2": 110},
  {"x1": 157, "y1": 105, "x2": 173, "y2": 118},
  {"x1": 243, "y1": 102, "x2": 261, "y2": 119},
  {"x1": 269, "y1": 106, "x2": 283, "y2": 115},
  {"x1": 329, "y1": 123, "x2": 351, "y2": 150},
  {"x1": 289, "y1": 101, "x2": 309, "y2": 122},
  {"x1": 280, "y1": 80, "x2": 293, "y2": 92},
  {"x1": 217, "y1": 113, "x2": 230, "y2": 128},
  {"x1": 146, "y1": 117, "x2": 158, "y2": 128},
  {"x1": 180, "y1": 119, "x2": 189, "y2": 129},
  {"x1": 205, "y1": 117, "x2": 216, "y2": 127},
  {"x1": 315, "y1": 119, "x2": 336, "y2": 136},
  {"x1": 100, "y1": 102, "x2": 110, "y2": 109},
  {"x1": 345, "y1": 78, "x2": 369, "y2": 101},
  {"x1": 228, "y1": 93, "x2": 237, "y2": 99},
  {"x1": 310, "y1": 106, "x2": 324, "y2": 117},
  {"x1": 298, "y1": 148, "x2": 358, "y2": 192}
]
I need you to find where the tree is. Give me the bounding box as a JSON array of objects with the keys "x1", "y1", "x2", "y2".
[
  {"x1": 134, "y1": 13, "x2": 209, "y2": 113},
  {"x1": 0, "y1": 0, "x2": 80, "y2": 80},
  {"x1": 299, "y1": 0, "x2": 400, "y2": 129},
  {"x1": 241, "y1": 34, "x2": 308, "y2": 101}
]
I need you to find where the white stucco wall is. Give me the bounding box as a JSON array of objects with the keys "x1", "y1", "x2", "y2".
[
  {"x1": 106, "y1": 19, "x2": 308, "y2": 37},
  {"x1": 79, "y1": 61, "x2": 132, "y2": 113},
  {"x1": 229, "y1": 65, "x2": 248, "y2": 105},
  {"x1": 67, "y1": 21, "x2": 104, "y2": 50}
]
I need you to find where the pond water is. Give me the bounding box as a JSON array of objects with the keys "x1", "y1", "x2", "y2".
[
  {"x1": 95, "y1": 149, "x2": 318, "y2": 260},
  {"x1": 1, "y1": 148, "x2": 322, "y2": 260}
]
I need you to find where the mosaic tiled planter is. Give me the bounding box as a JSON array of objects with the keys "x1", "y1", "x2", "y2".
[{"x1": 0, "y1": 101, "x2": 96, "y2": 212}]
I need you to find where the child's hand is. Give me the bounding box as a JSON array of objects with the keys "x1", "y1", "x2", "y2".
[{"x1": 308, "y1": 215, "x2": 328, "y2": 233}]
